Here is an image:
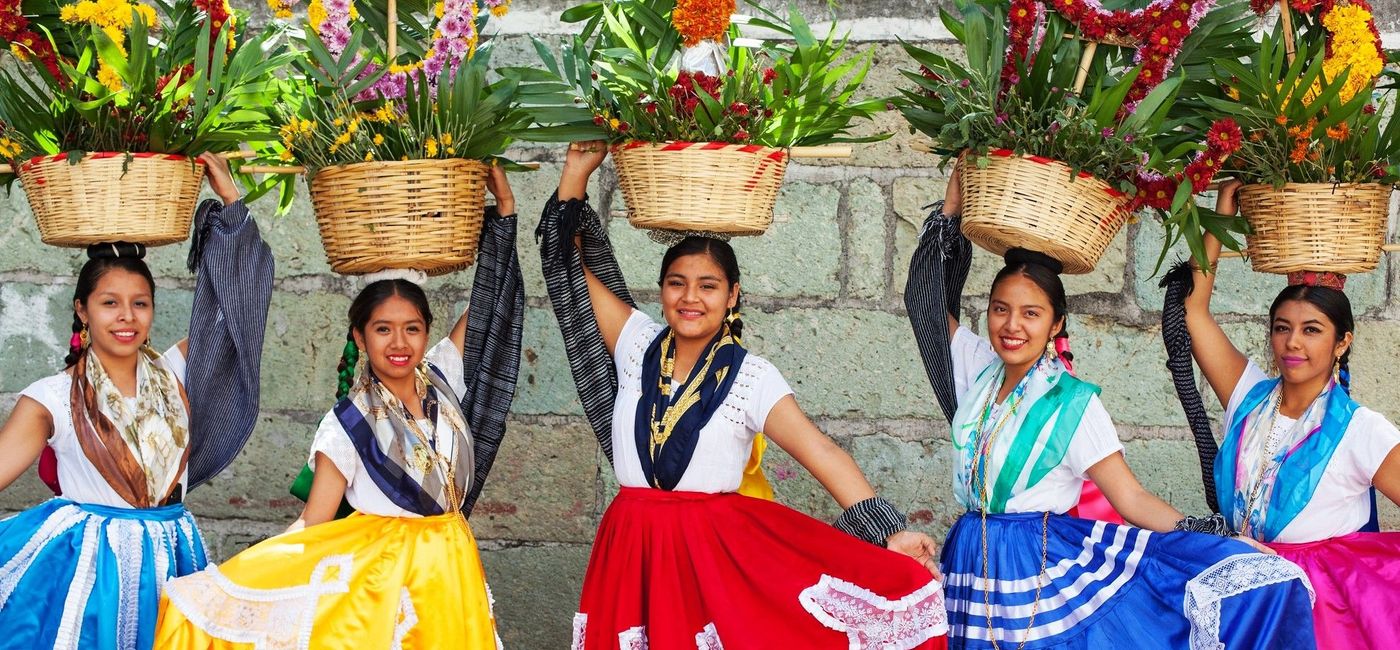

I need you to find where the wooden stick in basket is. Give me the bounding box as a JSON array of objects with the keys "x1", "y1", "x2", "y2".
[
  {"x1": 1278, "y1": 0, "x2": 1296, "y2": 64},
  {"x1": 1072, "y1": 41, "x2": 1098, "y2": 96},
  {"x1": 789, "y1": 145, "x2": 851, "y2": 158},
  {"x1": 0, "y1": 164, "x2": 10, "y2": 174}
]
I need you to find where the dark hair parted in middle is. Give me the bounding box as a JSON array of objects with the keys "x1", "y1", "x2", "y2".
[
  {"x1": 65, "y1": 246, "x2": 157, "y2": 368},
  {"x1": 658, "y1": 236, "x2": 744, "y2": 339},
  {"x1": 334, "y1": 279, "x2": 435, "y2": 399},
  {"x1": 1270, "y1": 284, "x2": 1355, "y2": 392},
  {"x1": 992, "y1": 247, "x2": 1072, "y2": 361}
]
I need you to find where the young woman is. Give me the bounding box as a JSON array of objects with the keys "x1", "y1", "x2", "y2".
[
  {"x1": 538, "y1": 142, "x2": 948, "y2": 650},
  {"x1": 1166, "y1": 181, "x2": 1400, "y2": 649},
  {"x1": 153, "y1": 166, "x2": 525, "y2": 648},
  {"x1": 0, "y1": 153, "x2": 275, "y2": 649},
  {"x1": 903, "y1": 173, "x2": 1318, "y2": 649}
]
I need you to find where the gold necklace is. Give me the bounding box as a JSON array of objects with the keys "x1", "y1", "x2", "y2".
[{"x1": 974, "y1": 381, "x2": 1050, "y2": 650}]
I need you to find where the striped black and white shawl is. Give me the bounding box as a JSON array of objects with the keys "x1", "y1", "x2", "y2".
[
  {"x1": 183, "y1": 199, "x2": 275, "y2": 491},
  {"x1": 904, "y1": 201, "x2": 974, "y2": 426},
  {"x1": 459, "y1": 207, "x2": 526, "y2": 515},
  {"x1": 536, "y1": 194, "x2": 633, "y2": 461}
]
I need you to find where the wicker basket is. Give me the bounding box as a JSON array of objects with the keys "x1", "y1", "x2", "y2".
[
  {"x1": 959, "y1": 152, "x2": 1131, "y2": 275},
  {"x1": 613, "y1": 141, "x2": 789, "y2": 235},
  {"x1": 309, "y1": 159, "x2": 488, "y2": 276},
  {"x1": 17, "y1": 152, "x2": 204, "y2": 247},
  {"x1": 1237, "y1": 183, "x2": 1392, "y2": 274}
]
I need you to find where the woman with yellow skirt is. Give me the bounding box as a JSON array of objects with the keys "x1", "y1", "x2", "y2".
[{"x1": 154, "y1": 167, "x2": 525, "y2": 648}]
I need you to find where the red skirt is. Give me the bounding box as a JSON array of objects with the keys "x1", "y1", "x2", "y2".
[
  {"x1": 574, "y1": 487, "x2": 948, "y2": 650},
  {"x1": 1269, "y1": 531, "x2": 1400, "y2": 650}
]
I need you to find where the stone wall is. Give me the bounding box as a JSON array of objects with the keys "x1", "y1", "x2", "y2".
[{"x1": 3, "y1": 1, "x2": 1399, "y2": 646}]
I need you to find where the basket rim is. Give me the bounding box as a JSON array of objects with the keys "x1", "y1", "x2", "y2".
[
  {"x1": 613, "y1": 140, "x2": 787, "y2": 152},
  {"x1": 977, "y1": 148, "x2": 1129, "y2": 199},
  {"x1": 17, "y1": 151, "x2": 197, "y2": 172},
  {"x1": 313, "y1": 158, "x2": 491, "y2": 174},
  {"x1": 1239, "y1": 181, "x2": 1395, "y2": 192}
]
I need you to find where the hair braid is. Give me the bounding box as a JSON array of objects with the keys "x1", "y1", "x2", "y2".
[{"x1": 335, "y1": 329, "x2": 359, "y2": 401}]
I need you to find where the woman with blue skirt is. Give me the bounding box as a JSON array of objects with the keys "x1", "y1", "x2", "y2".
[
  {"x1": 902, "y1": 174, "x2": 1318, "y2": 649},
  {"x1": 0, "y1": 154, "x2": 274, "y2": 649}
]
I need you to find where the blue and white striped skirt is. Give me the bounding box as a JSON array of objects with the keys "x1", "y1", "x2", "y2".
[
  {"x1": 0, "y1": 498, "x2": 207, "y2": 649},
  {"x1": 941, "y1": 511, "x2": 1317, "y2": 649}
]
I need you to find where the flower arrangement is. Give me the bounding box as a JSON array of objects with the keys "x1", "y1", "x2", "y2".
[
  {"x1": 0, "y1": 0, "x2": 291, "y2": 177},
  {"x1": 260, "y1": 0, "x2": 532, "y2": 178},
  {"x1": 517, "y1": 0, "x2": 887, "y2": 147},
  {"x1": 898, "y1": 0, "x2": 1254, "y2": 269},
  {"x1": 1203, "y1": 0, "x2": 1396, "y2": 187}
]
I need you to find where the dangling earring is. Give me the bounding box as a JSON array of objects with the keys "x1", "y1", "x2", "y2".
[
  {"x1": 725, "y1": 308, "x2": 740, "y2": 326},
  {"x1": 1333, "y1": 356, "x2": 1341, "y2": 385},
  {"x1": 79, "y1": 323, "x2": 90, "y2": 348}
]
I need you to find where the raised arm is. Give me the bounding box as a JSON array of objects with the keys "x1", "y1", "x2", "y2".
[
  {"x1": 1184, "y1": 181, "x2": 1251, "y2": 408},
  {"x1": 0, "y1": 398, "x2": 51, "y2": 493},
  {"x1": 182, "y1": 151, "x2": 276, "y2": 491},
  {"x1": 558, "y1": 141, "x2": 633, "y2": 354},
  {"x1": 457, "y1": 165, "x2": 527, "y2": 517},
  {"x1": 905, "y1": 164, "x2": 974, "y2": 424}
]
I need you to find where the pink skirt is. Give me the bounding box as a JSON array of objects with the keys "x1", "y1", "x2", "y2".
[{"x1": 1269, "y1": 531, "x2": 1400, "y2": 650}]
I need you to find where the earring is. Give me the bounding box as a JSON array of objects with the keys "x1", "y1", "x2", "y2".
[
  {"x1": 725, "y1": 309, "x2": 740, "y2": 325},
  {"x1": 79, "y1": 323, "x2": 89, "y2": 348},
  {"x1": 1333, "y1": 356, "x2": 1341, "y2": 385}
]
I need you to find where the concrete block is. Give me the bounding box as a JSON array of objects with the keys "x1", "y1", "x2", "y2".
[
  {"x1": 471, "y1": 419, "x2": 606, "y2": 544},
  {"x1": 256, "y1": 290, "x2": 349, "y2": 412},
  {"x1": 183, "y1": 412, "x2": 320, "y2": 523},
  {"x1": 846, "y1": 178, "x2": 890, "y2": 300},
  {"x1": 480, "y1": 542, "x2": 591, "y2": 648}
]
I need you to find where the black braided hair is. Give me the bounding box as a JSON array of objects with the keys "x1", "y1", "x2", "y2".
[
  {"x1": 1160, "y1": 261, "x2": 1221, "y2": 513},
  {"x1": 335, "y1": 332, "x2": 359, "y2": 400},
  {"x1": 658, "y1": 237, "x2": 744, "y2": 340},
  {"x1": 64, "y1": 243, "x2": 154, "y2": 369},
  {"x1": 1270, "y1": 284, "x2": 1354, "y2": 394}
]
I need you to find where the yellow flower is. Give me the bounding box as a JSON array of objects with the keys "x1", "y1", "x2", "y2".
[
  {"x1": 434, "y1": 1, "x2": 444, "y2": 18},
  {"x1": 335, "y1": 132, "x2": 352, "y2": 145},
  {"x1": 97, "y1": 62, "x2": 124, "y2": 92},
  {"x1": 490, "y1": 0, "x2": 510, "y2": 17},
  {"x1": 333, "y1": 117, "x2": 345, "y2": 127},
  {"x1": 373, "y1": 134, "x2": 385, "y2": 145},
  {"x1": 364, "y1": 150, "x2": 375, "y2": 161},
  {"x1": 446, "y1": 146, "x2": 456, "y2": 155},
  {"x1": 1321, "y1": 4, "x2": 1383, "y2": 102},
  {"x1": 609, "y1": 118, "x2": 620, "y2": 129},
  {"x1": 308, "y1": 0, "x2": 327, "y2": 34},
  {"x1": 440, "y1": 132, "x2": 453, "y2": 146},
  {"x1": 425, "y1": 137, "x2": 438, "y2": 157},
  {"x1": 346, "y1": 120, "x2": 359, "y2": 134},
  {"x1": 278, "y1": 149, "x2": 295, "y2": 162}
]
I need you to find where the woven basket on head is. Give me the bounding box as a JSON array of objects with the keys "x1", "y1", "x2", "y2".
[
  {"x1": 17, "y1": 153, "x2": 204, "y2": 247},
  {"x1": 309, "y1": 159, "x2": 489, "y2": 276},
  {"x1": 1237, "y1": 182, "x2": 1392, "y2": 275},
  {"x1": 959, "y1": 152, "x2": 1131, "y2": 275},
  {"x1": 613, "y1": 141, "x2": 789, "y2": 236}
]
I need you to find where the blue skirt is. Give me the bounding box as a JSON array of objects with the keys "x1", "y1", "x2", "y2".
[
  {"x1": 941, "y1": 511, "x2": 1316, "y2": 649},
  {"x1": 0, "y1": 498, "x2": 207, "y2": 649}
]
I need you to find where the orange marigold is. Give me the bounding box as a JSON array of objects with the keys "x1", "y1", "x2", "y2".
[
  {"x1": 673, "y1": 0, "x2": 735, "y2": 46},
  {"x1": 1326, "y1": 123, "x2": 1350, "y2": 141}
]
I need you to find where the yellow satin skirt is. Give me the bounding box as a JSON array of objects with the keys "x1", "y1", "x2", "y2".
[{"x1": 154, "y1": 512, "x2": 500, "y2": 649}]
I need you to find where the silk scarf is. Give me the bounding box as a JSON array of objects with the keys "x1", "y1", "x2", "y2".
[
  {"x1": 634, "y1": 324, "x2": 747, "y2": 491},
  {"x1": 71, "y1": 345, "x2": 190, "y2": 507},
  {"x1": 950, "y1": 356, "x2": 1099, "y2": 513},
  {"x1": 336, "y1": 360, "x2": 473, "y2": 515},
  {"x1": 1216, "y1": 377, "x2": 1356, "y2": 541}
]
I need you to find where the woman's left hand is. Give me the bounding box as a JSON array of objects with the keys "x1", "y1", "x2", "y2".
[
  {"x1": 486, "y1": 163, "x2": 515, "y2": 216},
  {"x1": 1233, "y1": 535, "x2": 1278, "y2": 555},
  {"x1": 887, "y1": 530, "x2": 944, "y2": 580},
  {"x1": 199, "y1": 152, "x2": 240, "y2": 205}
]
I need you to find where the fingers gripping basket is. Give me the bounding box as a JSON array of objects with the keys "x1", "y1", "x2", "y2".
[
  {"x1": 1237, "y1": 183, "x2": 1392, "y2": 275},
  {"x1": 309, "y1": 159, "x2": 489, "y2": 276},
  {"x1": 613, "y1": 141, "x2": 790, "y2": 235},
  {"x1": 958, "y1": 151, "x2": 1132, "y2": 275},
  {"x1": 17, "y1": 153, "x2": 204, "y2": 247}
]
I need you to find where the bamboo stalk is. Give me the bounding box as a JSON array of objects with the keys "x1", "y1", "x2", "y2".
[
  {"x1": 387, "y1": 0, "x2": 397, "y2": 62},
  {"x1": 789, "y1": 145, "x2": 851, "y2": 159},
  {"x1": 1072, "y1": 41, "x2": 1099, "y2": 95},
  {"x1": 0, "y1": 164, "x2": 10, "y2": 174},
  {"x1": 1278, "y1": 0, "x2": 1296, "y2": 64}
]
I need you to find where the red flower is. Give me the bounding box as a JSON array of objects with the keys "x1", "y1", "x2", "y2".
[
  {"x1": 684, "y1": 97, "x2": 699, "y2": 113},
  {"x1": 733, "y1": 130, "x2": 749, "y2": 141},
  {"x1": 728, "y1": 101, "x2": 750, "y2": 116},
  {"x1": 762, "y1": 68, "x2": 777, "y2": 84}
]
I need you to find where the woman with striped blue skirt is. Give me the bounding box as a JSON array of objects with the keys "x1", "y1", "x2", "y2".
[
  {"x1": 0, "y1": 154, "x2": 274, "y2": 649},
  {"x1": 902, "y1": 174, "x2": 1318, "y2": 649}
]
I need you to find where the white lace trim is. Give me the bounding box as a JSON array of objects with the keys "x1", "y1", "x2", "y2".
[
  {"x1": 695, "y1": 622, "x2": 724, "y2": 650},
  {"x1": 107, "y1": 518, "x2": 145, "y2": 649},
  {"x1": 572, "y1": 613, "x2": 588, "y2": 650},
  {"x1": 619, "y1": 625, "x2": 649, "y2": 650},
  {"x1": 0, "y1": 503, "x2": 86, "y2": 607},
  {"x1": 390, "y1": 587, "x2": 418, "y2": 650},
  {"x1": 162, "y1": 554, "x2": 354, "y2": 650},
  {"x1": 1184, "y1": 553, "x2": 1315, "y2": 650},
  {"x1": 53, "y1": 517, "x2": 101, "y2": 650},
  {"x1": 485, "y1": 583, "x2": 504, "y2": 650},
  {"x1": 799, "y1": 574, "x2": 947, "y2": 650}
]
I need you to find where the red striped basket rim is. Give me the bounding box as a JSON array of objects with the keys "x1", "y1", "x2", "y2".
[
  {"x1": 986, "y1": 148, "x2": 1128, "y2": 199},
  {"x1": 615, "y1": 141, "x2": 789, "y2": 162},
  {"x1": 18, "y1": 151, "x2": 195, "y2": 173}
]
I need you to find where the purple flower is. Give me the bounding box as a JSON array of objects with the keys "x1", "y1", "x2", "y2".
[
  {"x1": 1123, "y1": 134, "x2": 1135, "y2": 144},
  {"x1": 995, "y1": 113, "x2": 1008, "y2": 126},
  {"x1": 440, "y1": 14, "x2": 471, "y2": 39},
  {"x1": 1048, "y1": 121, "x2": 1061, "y2": 134},
  {"x1": 324, "y1": 0, "x2": 349, "y2": 15},
  {"x1": 1008, "y1": 74, "x2": 1020, "y2": 85},
  {"x1": 320, "y1": 24, "x2": 351, "y2": 54},
  {"x1": 1101, "y1": 127, "x2": 1114, "y2": 139},
  {"x1": 959, "y1": 78, "x2": 971, "y2": 88}
]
